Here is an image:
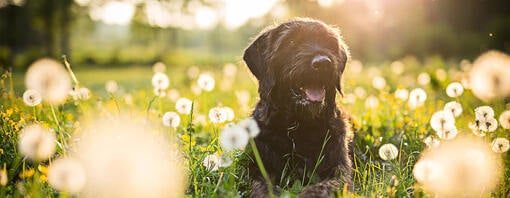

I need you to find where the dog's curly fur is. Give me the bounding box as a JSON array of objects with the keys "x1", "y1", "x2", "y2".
[{"x1": 243, "y1": 18, "x2": 353, "y2": 197}]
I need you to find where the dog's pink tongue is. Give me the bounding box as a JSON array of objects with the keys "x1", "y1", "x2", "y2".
[{"x1": 305, "y1": 87, "x2": 325, "y2": 102}]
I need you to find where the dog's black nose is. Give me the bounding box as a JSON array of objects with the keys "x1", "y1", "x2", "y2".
[{"x1": 311, "y1": 55, "x2": 332, "y2": 70}]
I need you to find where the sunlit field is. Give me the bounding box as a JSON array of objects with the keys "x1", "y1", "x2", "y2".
[
  {"x1": 1, "y1": 0, "x2": 510, "y2": 197},
  {"x1": 1, "y1": 51, "x2": 509, "y2": 197}
]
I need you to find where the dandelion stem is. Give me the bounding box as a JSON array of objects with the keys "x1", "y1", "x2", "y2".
[
  {"x1": 32, "y1": 106, "x2": 37, "y2": 122},
  {"x1": 249, "y1": 138, "x2": 275, "y2": 198},
  {"x1": 213, "y1": 171, "x2": 224, "y2": 194},
  {"x1": 145, "y1": 96, "x2": 157, "y2": 124},
  {"x1": 50, "y1": 103, "x2": 66, "y2": 151},
  {"x1": 62, "y1": 55, "x2": 79, "y2": 86}
]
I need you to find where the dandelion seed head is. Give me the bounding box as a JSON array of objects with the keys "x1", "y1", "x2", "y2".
[
  {"x1": 76, "y1": 117, "x2": 186, "y2": 197},
  {"x1": 151, "y1": 72, "x2": 170, "y2": 90},
  {"x1": 78, "y1": 87, "x2": 91, "y2": 100},
  {"x1": 222, "y1": 107, "x2": 235, "y2": 121},
  {"x1": 478, "y1": 117, "x2": 498, "y2": 132},
  {"x1": 209, "y1": 107, "x2": 228, "y2": 124},
  {"x1": 175, "y1": 98, "x2": 193, "y2": 114},
  {"x1": 372, "y1": 76, "x2": 386, "y2": 90},
  {"x1": 223, "y1": 63, "x2": 238, "y2": 77},
  {"x1": 424, "y1": 136, "x2": 440, "y2": 148},
  {"x1": 435, "y1": 69, "x2": 447, "y2": 81},
  {"x1": 413, "y1": 159, "x2": 442, "y2": 186},
  {"x1": 469, "y1": 50, "x2": 510, "y2": 101},
  {"x1": 235, "y1": 90, "x2": 250, "y2": 106},
  {"x1": 202, "y1": 154, "x2": 219, "y2": 171},
  {"x1": 162, "y1": 111, "x2": 180, "y2": 128},
  {"x1": 491, "y1": 138, "x2": 510, "y2": 153},
  {"x1": 413, "y1": 137, "x2": 502, "y2": 197},
  {"x1": 445, "y1": 82, "x2": 464, "y2": 98},
  {"x1": 23, "y1": 89, "x2": 42, "y2": 107},
  {"x1": 408, "y1": 88, "x2": 427, "y2": 109},
  {"x1": 394, "y1": 88, "x2": 409, "y2": 101},
  {"x1": 417, "y1": 72, "x2": 431, "y2": 85},
  {"x1": 354, "y1": 87, "x2": 367, "y2": 99},
  {"x1": 365, "y1": 95, "x2": 379, "y2": 109},
  {"x1": 187, "y1": 66, "x2": 200, "y2": 79},
  {"x1": 18, "y1": 124, "x2": 56, "y2": 161},
  {"x1": 219, "y1": 124, "x2": 249, "y2": 151},
  {"x1": 390, "y1": 61, "x2": 404, "y2": 75},
  {"x1": 191, "y1": 84, "x2": 202, "y2": 95},
  {"x1": 378, "y1": 143, "x2": 398, "y2": 161},
  {"x1": 342, "y1": 93, "x2": 356, "y2": 104},
  {"x1": 197, "y1": 74, "x2": 215, "y2": 91},
  {"x1": 474, "y1": 106, "x2": 495, "y2": 121},
  {"x1": 218, "y1": 154, "x2": 233, "y2": 168},
  {"x1": 498, "y1": 110, "x2": 510, "y2": 129},
  {"x1": 25, "y1": 58, "x2": 71, "y2": 104},
  {"x1": 153, "y1": 87, "x2": 166, "y2": 97},
  {"x1": 348, "y1": 60, "x2": 363, "y2": 74},
  {"x1": 123, "y1": 94, "x2": 133, "y2": 105},
  {"x1": 238, "y1": 117, "x2": 260, "y2": 138},
  {"x1": 468, "y1": 122, "x2": 486, "y2": 137},
  {"x1": 105, "y1": 80, "x2": 118, "y2": 93},
  {"x1": 152, "y1": 62, "x2": 166, "y2": 73},
  {"x1": 443, "y1": 101, "x2": 462, "y2": 117},
  {"x1": 436, "y1": 126, "x2": 458, "y2": 140},
  {"x1": 48, "y1": 157, "x2": 86, "y2": 194},
  {"x1": 460, "y1": 59, "x2": 471, "y2": 71},
  {"x1": 167, "y1": 89, "x2": 180, "y2": 101}
]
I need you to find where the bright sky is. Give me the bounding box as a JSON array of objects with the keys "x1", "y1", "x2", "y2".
[{"x1": 81, "y1": 0, "x2": 282, "y2": 29}]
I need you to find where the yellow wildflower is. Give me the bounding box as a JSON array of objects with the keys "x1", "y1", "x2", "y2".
[
  {"x1": 66, "y1": 113, "x2": 74, "y2": 120},
  {"x1": 5, "y1": 108, "x2": 13, "y2": 117},
  {"x1": 19, "y1": 169, "x2": 35, "y2": 178},
  {"x1": 38, "y1": 165, "x2": 48, "y2": 174},
  {"x1": 40, "y1": 175, "x2": 48, "y2": 182}
]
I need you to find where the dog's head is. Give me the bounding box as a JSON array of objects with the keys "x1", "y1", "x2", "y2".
[{"x1": 244, "y1": 18, "x2": 349, "y2": 119}]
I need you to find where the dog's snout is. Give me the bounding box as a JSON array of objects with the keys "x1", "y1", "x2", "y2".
[{"x1": 311, "y1": 55, "x2": 332, "y2": 70}]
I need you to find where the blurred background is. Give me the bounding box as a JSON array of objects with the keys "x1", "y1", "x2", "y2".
[{"x1": 0, "y1": 0, "x2": 509, "y2": 70}]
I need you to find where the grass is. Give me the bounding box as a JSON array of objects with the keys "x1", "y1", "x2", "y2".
[{"x1": 0, "y1": 55, "x2": 509, "y2": 197}]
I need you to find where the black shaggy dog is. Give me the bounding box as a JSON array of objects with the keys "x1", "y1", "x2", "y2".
[{"x1": 243, "y1": 18, "x2": 353, "y2": 197}]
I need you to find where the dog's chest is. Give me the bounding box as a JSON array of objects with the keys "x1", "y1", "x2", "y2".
[{"x1": 287, "y1": 125, "x2": 330, "y2": 158}]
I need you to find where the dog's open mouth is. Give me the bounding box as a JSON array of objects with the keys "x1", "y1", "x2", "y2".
[{"x1": 300, "y1": 85, "x2": 325, "y2": 102}]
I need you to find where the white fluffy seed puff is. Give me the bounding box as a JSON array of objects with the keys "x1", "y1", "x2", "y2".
[
  {"x1": 379, "y1": 143, "x2": 399, "y2": 161},
  {"x1": 209, "y1": 107, "x2": 228, "y2": 124},
  {"x1": 407, "y1": 88, "x2": 427, "y2": 109},
  {"x1": 25, "y1": 58, "x2": 71, "y2": 104},
  {"x1": 219, "y1": 124, "x2": 249, "y2": 151},
  {"x1": 48, "y1": 157, "x2": 87, "y2": 194},
  {"x1": 23, "y1": 89, "x2": 42, "y2": 107},
  {"x1": 445, "y1": 82, "x2": 464, "y2": 98},
  {"x1": 197, "y1": 74, "x2": 215, "y2": 91},
  {"x1": 18, "y1": 124, "x2": 56, "y2": 161},
  {"x1": 162, "y1": 111, "x2": 180, "y2": 128},
  {"x1": 151, "y1": 72, "x2": 170, "y2": 90},
  {"x1": 175, "y1": 97, "x2": 193, "y2": 114},
  {"x1": 237, "y1": 117, "x2": 260, "y2": 138},
  {"x1": 443, "y1": 101, "x2": 462, "y2": 117}
]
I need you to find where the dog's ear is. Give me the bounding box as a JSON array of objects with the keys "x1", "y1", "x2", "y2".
[
  {"x1": 244, "y1": 31, "x2": 276, "y2": 100},
  {"x1": 336, "y1": 41, "x2": 350, "y2": 96},
  {"x1": 243, "y1": 31, "x2": 270, "y2": 80}
]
